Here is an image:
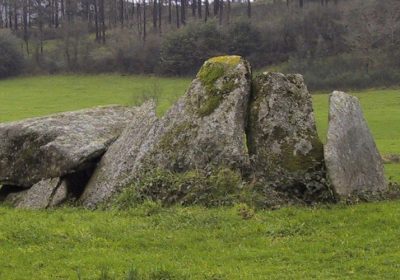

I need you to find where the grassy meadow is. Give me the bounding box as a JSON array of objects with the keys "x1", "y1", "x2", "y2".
[
  {"x1": 0, "y1": 75, "x2": 399, "y2": 279},
  {"x1": 2, "y1": 202, "x2": 400, "y2": 279}
]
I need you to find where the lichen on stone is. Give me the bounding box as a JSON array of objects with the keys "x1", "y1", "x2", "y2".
[
  {"x1": 247, "y1": 72, "x2": 330, "y2": 202},
  {"x1": 195, "y1": 56, "x2": 244, "y2": 117},
  {"x1": 158, "y1": 122, "x2": 198, "y2": 155},
  {"x1": 208, "y1": 55, "x2": 242, "y2": 66}
]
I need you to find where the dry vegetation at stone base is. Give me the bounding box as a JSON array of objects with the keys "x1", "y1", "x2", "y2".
[{"x1": 0, "y1": 75, "x2": 399, "y2": 279}]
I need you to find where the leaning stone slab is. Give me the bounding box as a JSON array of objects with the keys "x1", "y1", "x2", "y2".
[
  {"x1": 247, "y1": 72, "x2": 325, "y2": 189},
  {"x1": 2, "y1": 178, "x2": 68, "y2": 209},
  {"x1": 0, "y1": 106, "x2": 136, "y2": 187},
  {"x1": 138, "y1": 55, "x2": 252, "y2": 173},
  {"x1": 79, "y1": 101, "x2": 158, "y2": 208},
  {"x1": 324, "y1": 91, "x2": 387, "y2": 197}
]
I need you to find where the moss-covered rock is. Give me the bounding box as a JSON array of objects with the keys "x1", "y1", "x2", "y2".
[
  {"x1": 80, "y1": 56, "x2": 251, "y2": 208},
  {"x1": 0, "y1": 106, "x2": 137, "y2": 188},
  {"x1": 140, "y1": 55, "x2": 252, "y2": 174},
  {"x1": 247, "y1": 72, "x2": 332, "y2": 201},
  {"x1": 191, "y1": 55, "x2": 248, "y2": 117}
]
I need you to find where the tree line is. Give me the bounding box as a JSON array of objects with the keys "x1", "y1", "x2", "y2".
[
  {"x1": 0, "y1": 0, "x2": 399, "y2": 91},
  {"x1": 0, "y1": 0, "x2": 342, "y2": 45}
]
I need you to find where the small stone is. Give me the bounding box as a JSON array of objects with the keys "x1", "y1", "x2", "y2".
[{"x1": 10, "y1": 178, "x2": 62, "y2": 209}]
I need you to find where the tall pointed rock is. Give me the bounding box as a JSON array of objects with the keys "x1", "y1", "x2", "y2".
[
  {"x1": 139, "y1": 55, "x2": 252, "y2": 173},
  {"x1": 248, "y1": 72, "x2": 328, "y2": 199},
  {"x1": 324, "y1": 91, "x2": 387, "y2": 197}
]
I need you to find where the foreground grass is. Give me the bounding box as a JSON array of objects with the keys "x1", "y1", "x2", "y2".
[{"x1": 0, "y1": 202, "x2": 400, "y2": 279}]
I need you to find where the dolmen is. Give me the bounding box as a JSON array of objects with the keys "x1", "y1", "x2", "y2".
[{"x1": 0, "y1": 56, "x2": 388, "y2": 209}]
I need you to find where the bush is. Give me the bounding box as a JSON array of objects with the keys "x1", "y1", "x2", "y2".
[
  {"x1": 226, "y1": 20, "x2": 262, "y2": 58},
  {"x1": 285, "y1": 53, "x2": 400, "y2": 90},
  {"x1": 0, "y1": 30, "x2": 25, "y2": 78},
  {"x1": 160, "y1": 21, "x2": 225, "y2": 75}
]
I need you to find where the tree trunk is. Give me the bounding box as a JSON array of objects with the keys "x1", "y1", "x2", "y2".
[
  {"x1": 153, "y1": 0, "x2": 157, "y2": 30},
  {"x1": 100, "y1": 0, "x2": 106, "y2": 43},
  {"x1": 13, "y1": 0, "x2": 18, "y2": 30},
  {"x1": 180, "y1": 0, "x2": 185, "y2": 25},
  {"x1": 205, "y1": 0, "x2": 209, "y2": 22},
  {"x1": 143, "y1": 0, "x2": 146, "y2": 41},
  {"x1": 197, "y1": 0, "x2": 201, "y2": 18},
  {"x1": 94, "y1": 0, "x2": 99, "y2": 41},
  {"x1": 158, "y1": 0, "x2": 162, "y2": 33},
  {"x1": 191, "y1": 0, "x2": 196, "y2": 17},
  {"x1": 175, "y1": 0, "x2": 180, "y2": 28},
  {"x1": 168, "y1": 0, "x2": 172, "y2": 24},
  {"x1": 23, "y1": 0, "x2": 29, "y2": 55},
  {"x1": 226, "y1": 0, "x2": 230, "y2": 24},
  {"x1": 119, "y1": 0, "x2": 124, "y2": 27},
  {"x1": 218, "y1": 0, "x2": 223, "y2": 25},
  {"x1": 214, "y1": 0, "x2": 218, "y2": 16}
]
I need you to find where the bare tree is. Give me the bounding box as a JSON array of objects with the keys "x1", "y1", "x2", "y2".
[
  {"x1": 180, "y1": 0, "x2": 185, "y2": 25},
  {"x1": 168, "y1": 0, "x2": 172, "y2": 24},
  {"x1": 175, "y1": 0, "x2": 179, "y2": 28},
  {"x1": 204, "y1": 0, "x2": 209, "y2": 22},
  {"x1": 197, "y1": 0, "x2": 202, "y2": 18},
  {"x1": 143, "y1": 0, "x2": 146, "y2": 41}
]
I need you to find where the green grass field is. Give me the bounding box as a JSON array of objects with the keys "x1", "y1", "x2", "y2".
[
  {"x1": 0, "y1": 75, "x2": 189, "y2": 122},
  {"x1": 1, "y1": 202, "x2": 400, "y2": 279},
  {"x1": 0, "y1": 75, "x2": 399, "y2": 279}
]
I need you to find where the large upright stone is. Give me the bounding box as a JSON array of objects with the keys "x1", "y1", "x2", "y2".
[
  {"x1": 0, "y1": 106, "x2": 136, "y2": 187},
  {"x1": 324, "y1": 91, "x2": 387, "y2": 197},
  {"x1": 79, "y1": 101, "x2": 158, "y2": 208},
  {"x1": 81, "y1": 56, "x2": 252, "y2": 208},
  {"x1": 247, "y1": 72, "x2": 326, "y2": 192},
  {"x1": 137, "y1": 55, "x2": 252, "y2": 173}
]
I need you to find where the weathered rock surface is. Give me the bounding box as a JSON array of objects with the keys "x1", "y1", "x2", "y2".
[
  {"x1": 324, "y1": 91, "x2": 387, "y2": 197},
  {"x1": 1, "y1": 178, "x2": 68, "y2": 209},
  {"x1": 80, "y1": 101, "x2": 158, "y2": 208},
  {"x1": 0, "y1": 106, "x2": 136, "y2": 187},
  {"x1": 247, "y1": 72, "x2": 326, "y2": 195},
  {"x1": 80, "y1": 56, "x2": 252, "y2": 208},
  {"x1": 138, "y1": 56, "x2": 252, "y2": 173}
]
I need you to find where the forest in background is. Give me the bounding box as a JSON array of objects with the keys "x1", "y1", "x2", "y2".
[{"x1": 0, "y1": 0, "x2": 400, "y2": 90}]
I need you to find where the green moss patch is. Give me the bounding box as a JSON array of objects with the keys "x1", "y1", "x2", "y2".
[
  {"x1": 208, "y1": 55, "x2": 242, "y2": 66},
  {"x1": 198, "y1": 63, "x2": 225, "y2": 88},
  {"x1": 194, "y1": 56, "x2": 243, "y2": 117}
]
